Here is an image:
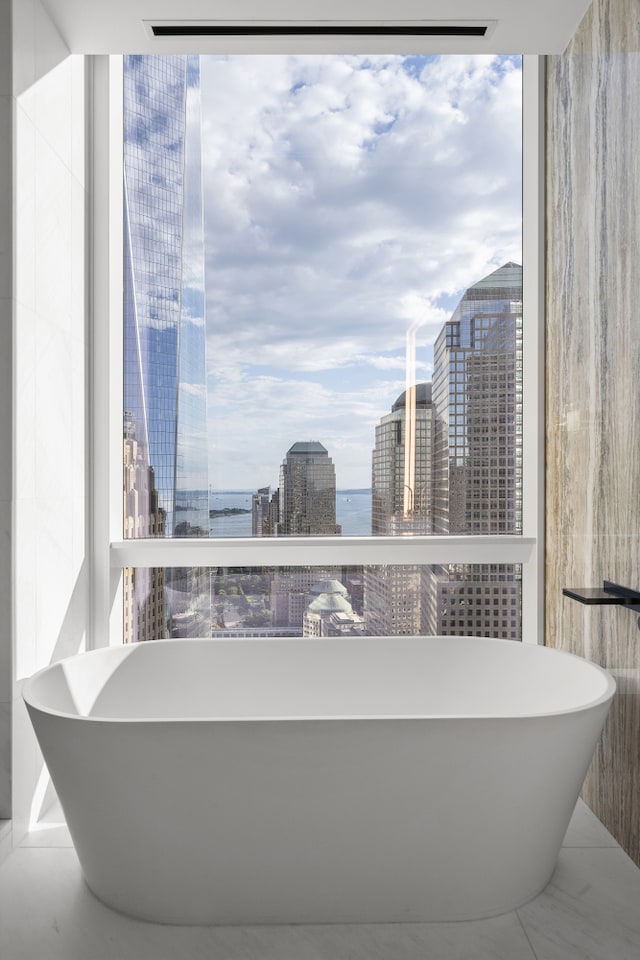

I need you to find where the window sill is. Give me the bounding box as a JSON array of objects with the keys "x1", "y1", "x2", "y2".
[{"x1": 111, "y1": 535, "x2": 537, "y2": 568}]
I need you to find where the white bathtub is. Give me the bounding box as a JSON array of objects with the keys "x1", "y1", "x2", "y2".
[{"x1": 23, "y1": 635, "x2": 615, "y2": 925}]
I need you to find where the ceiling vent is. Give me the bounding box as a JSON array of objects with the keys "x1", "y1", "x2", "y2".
[{"x1": 145, "y1": 21, "x2": 495, "y2": 40}]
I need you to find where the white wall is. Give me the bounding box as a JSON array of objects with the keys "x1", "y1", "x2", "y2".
[{"x1": 5, "y1": 0, "x2": 89, "y2": 846}]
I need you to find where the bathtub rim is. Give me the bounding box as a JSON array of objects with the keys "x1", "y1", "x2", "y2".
[{"x1": 22, "y1": 635, "x2": 617, "y2": 724}]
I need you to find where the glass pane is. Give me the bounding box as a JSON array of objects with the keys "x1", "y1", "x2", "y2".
[
  {"x1": 123, "y1": 565, "x2": 522, "y2": 643},
  {"x1": 123, "y1": 53, "x2": 523, "y2": 543},
  {"x1": 122, "y1": 52, "x2": 524, "y2": 638}
]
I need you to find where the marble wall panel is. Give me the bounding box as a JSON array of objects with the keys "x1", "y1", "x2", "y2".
[{"x1": 546, "y1": 0, "x2": 640, "y2": 865}]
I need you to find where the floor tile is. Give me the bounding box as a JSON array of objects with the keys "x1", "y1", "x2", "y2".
[
  {"x1": 18, "y1": 821, "x2": 72, "y2": 847},
  {"x1": 18, "y1": 797, "x2": 72, "y2": 847},
  {"x1": 517, "y1": 847, "x2": 640, "y2": 960},
  {"x1": 561, "y1": 799, "x2": 620, "y2": 848},
  {"x1": 3, "y1": 820, "x2": 640, "y2": 960}
]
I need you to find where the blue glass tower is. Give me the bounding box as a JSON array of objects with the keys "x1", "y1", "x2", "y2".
[{"x1": 123, "y1": 54, "x2": 209, "y2": 539}]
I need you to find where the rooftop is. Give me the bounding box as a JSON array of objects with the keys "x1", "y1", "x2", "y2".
[
  {"x1": 392, "y1": 382, "x2": 433, "y2": 411},
  {"x1": 463, "y1": 261, "x2": 523, "y2": 299},
  {"x1": 287, "y1": 441, "x2": 328, "y2": 455}
]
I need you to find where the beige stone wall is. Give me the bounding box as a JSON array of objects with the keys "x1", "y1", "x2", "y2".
[{"x1": 546, "y1": 0, "x2": 640, "y2": 864}]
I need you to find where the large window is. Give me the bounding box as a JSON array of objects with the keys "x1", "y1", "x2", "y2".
[{"x1": 104, "y1": 52, "x2": 542, "y2": 646}]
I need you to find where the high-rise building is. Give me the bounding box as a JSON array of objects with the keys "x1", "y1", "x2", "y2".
[
  {"x1": 432, "y1": 261, "x2": 522, "y2": 536},
  {"x1": 371, "y1": 382, "x2": 434, "y2": 537},
  {"x1": 365, "y1": 383, "x2": 434, "y2": 635},
  {"x1": 124, "y1": 54, "x2": 209, "y2": 535},
  {"x1": 255, "y1": 443, "x2": 341, "y2": 633},
  {"x1": 123, "y1": 55, "x2": 210, "y2": 638},
  {"x1": 363, "y1": 264, "x2": 523, "y2": 641},
  {"x1": 252, "y1": 486, "x2": 280, "y2": 536},
  {"x1": 123, "y1": 414, "x2": 167, "y2": 643},
  {"x1": 427, "y1": 262, "x2": 523, "y2": 639},
  {"x1": 277, "y1": 442, "x2": 342, "y2": 536}
]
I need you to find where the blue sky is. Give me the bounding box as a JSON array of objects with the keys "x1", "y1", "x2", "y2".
[{"x1": 197, "y1": 54, "x2": 522, "y2": 489}]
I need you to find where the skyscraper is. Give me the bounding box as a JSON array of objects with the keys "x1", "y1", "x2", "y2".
[
  {"x1": 427, "y1": 262, "x2": 523, "y2": 639},
  {"x1": 364, "y1": 264, "x2": 522, "y2": 640},
  {"x1": 123, "y1": 55, "x2": 210, "y2": 638},
  {"x1": 123, "y1": 414, "x2": 166, "y2": 643},
  {"x1": 431, "y1": 261, "x2": 523, "y2": 536},
  {"x1": 365, "y1": 383, "x2": 434, "y2": 635},
  {"x1": 252, "y1": 486, "x2": 280, "y2": 536},
  {"x1": 371, "y1": 382, "x2": 434, "y2": 537},
  {"x1": 123, "y1": 54, "x2": 209, "y2": 535},
  {"x1": 277, "y1": 442, "x2": 341, "y2": 536}
]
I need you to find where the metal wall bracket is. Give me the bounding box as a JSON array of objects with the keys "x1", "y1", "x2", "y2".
[{"x1": 563, "y1": 580, "x2": 640, "y2": 613}]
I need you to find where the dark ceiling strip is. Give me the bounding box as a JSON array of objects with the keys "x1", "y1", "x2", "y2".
[{"x1": 151, "y1": 24, "x2": 489, "y2": 39}]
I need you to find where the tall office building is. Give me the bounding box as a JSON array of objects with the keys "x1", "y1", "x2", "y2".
[
  {"x1": 371, "y1": 382, "x2": 434, "y2": 537},
  {"x1": 124, "y1": 55, "x2": 209, "y2": 534},
  {"x1": 364, "y1": 383, "x2": 434, "y2": 635},
  {"x1": 252, "y1": 486, "x2": 280, "y2": 536},
  {"x1": 253, "y1": 443, "x2": 341, "y2": 634},
  {"x1": 123, "y1": 55, "x2": 210, "y2": 638},
  {"x1": 277, "y1": 442, "x2": 342, "y2": 536},
  {"x1": 432, "y1": 261, "x2": 522, "y2": 536},
  {"x1": 427, "y1": 262, "x2": 523, "y2": 639},
  {"x1": 123, "y1": 415, "x2": 166, "y2": 643}
]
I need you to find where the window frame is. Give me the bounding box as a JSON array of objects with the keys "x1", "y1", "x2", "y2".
[{"x1": 91, "y1": 54, "x2": 545, "y2": 648}]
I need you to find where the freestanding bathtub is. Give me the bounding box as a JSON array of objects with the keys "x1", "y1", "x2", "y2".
[{"x1": 23, "y1": 635, "x2": 615, "y2": 925}]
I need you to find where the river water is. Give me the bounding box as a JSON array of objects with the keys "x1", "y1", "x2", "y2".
[{"x1": 206, "y1": 490, "x2": 372, "y2": 537}]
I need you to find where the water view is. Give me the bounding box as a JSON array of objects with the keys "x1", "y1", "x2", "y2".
[{"x1": 207, "y1": 491, "x2": 372, "y2": 537}]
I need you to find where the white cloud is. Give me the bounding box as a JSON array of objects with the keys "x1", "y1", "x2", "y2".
[
  {"x1": 197, "y1": 53, "x2": 522, "y2": 488},
  {"x1": 208, "y1": 372, "x2": 410, "y2": 489}
]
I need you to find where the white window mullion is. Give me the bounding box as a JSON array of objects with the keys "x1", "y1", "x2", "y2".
[
  {"x1": 521, "y1": 54, "x2": 545, "y2": 643},
  {"x1": 91, "y1": 55, "x2": 125, "y2": 650},
  {"x1": 111, "y1": 535, "x2": 536, "y2": 570}
]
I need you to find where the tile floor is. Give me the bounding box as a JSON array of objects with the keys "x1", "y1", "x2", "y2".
[{"x1": 0, "y1": 800, "x2": 639, "y2": 960}]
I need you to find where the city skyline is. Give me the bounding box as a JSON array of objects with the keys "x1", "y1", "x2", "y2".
[
  {"x1": 204, "y1": 262, "x2": 523, "y2": 640},
  {"x1": 122, "y1": 53, "x2": 524, "y2": 641},
  {"x1": 363, "y1": 261, "x2": 522, "y2": 640},
  {"x1": 193, "y1": 53, "x2": 522, "y2": 489}
]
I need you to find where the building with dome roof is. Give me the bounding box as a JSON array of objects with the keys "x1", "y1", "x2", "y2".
[
  {"x1": 303, "y1": 581, "x2": 366, "y2": 638},
  {"x1": 371, "y1": 382, "x2": 434, "y2": 538},
  {"x1": 309, "y1": 579, "x2": 348, "y2": 597}
]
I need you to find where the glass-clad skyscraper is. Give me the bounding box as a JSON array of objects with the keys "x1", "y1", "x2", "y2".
[
  {"x1": 123, "y1": 55, "x2": 209, "y2": 640},
  {"x1": 426, "y1": 262, "x2": 523, "y2": 640},
  {"x1": 365, "y1": 383, "x2": 434, "y2": 635},
  {"x1": 123, "y1": 54, "x2": 209, "y2": 539},
  {"x1": 371, "y1": 383, "x2": 434, "y2": 537},
  {"x1": 432, "y1": 261, "x2": 523, "y2": 537},
  {"x1": 278, "y1": 442, "x2": 341, "y2": 537}
]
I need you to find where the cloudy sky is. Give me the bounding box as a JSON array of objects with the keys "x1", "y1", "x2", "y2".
[{"x1": 198, "y1": 54, "x2": 522, "y2": 490}]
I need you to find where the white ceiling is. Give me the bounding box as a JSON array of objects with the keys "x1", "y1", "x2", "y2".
[{"x1": 41, "y1": 0, "x2": 591, "y2": 55}]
